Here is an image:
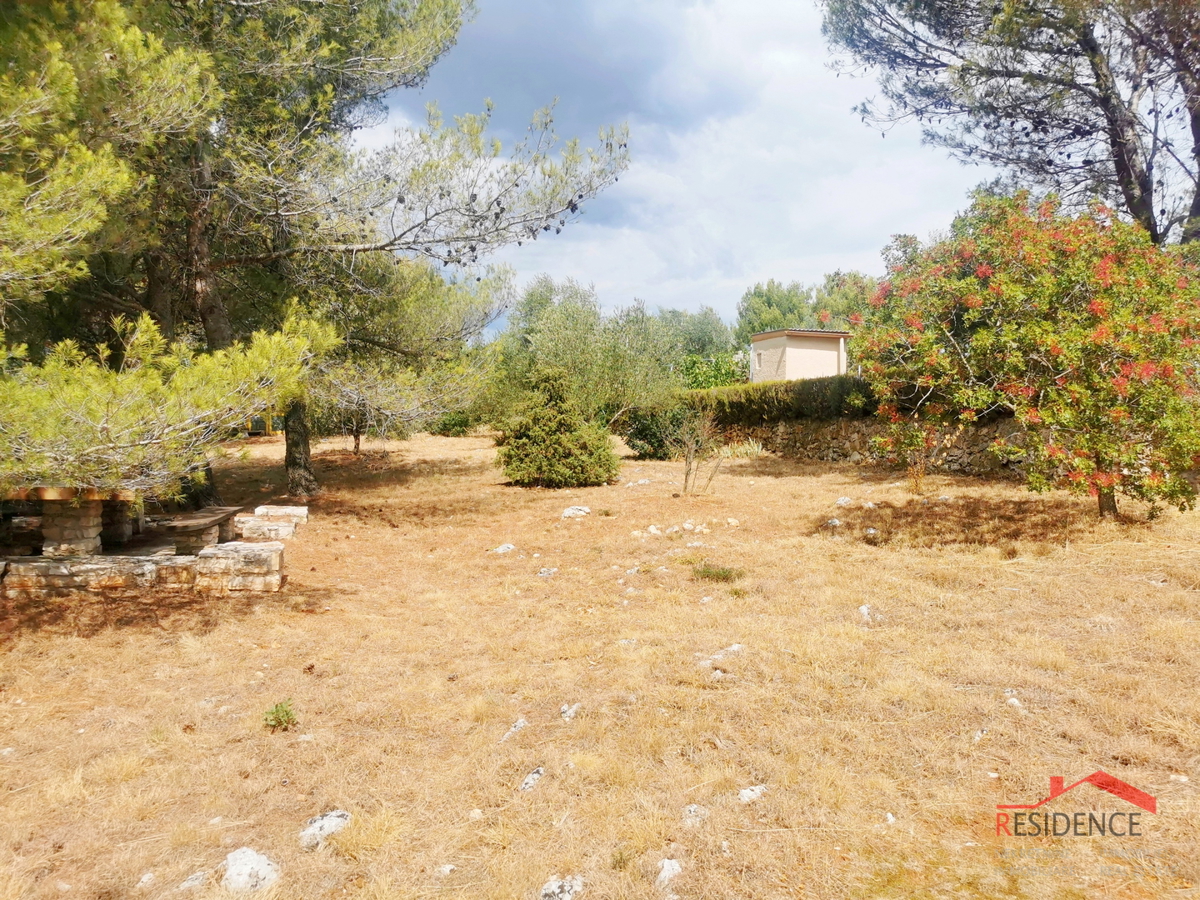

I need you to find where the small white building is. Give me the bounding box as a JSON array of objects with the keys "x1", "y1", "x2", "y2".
[{"x1": 749, "y1": 329, "x2": 849, "y2": 383}]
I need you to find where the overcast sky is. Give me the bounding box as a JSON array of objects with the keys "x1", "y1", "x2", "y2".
[{"x1": 356, "y1": 0, "x2": 995, "y2": 322}]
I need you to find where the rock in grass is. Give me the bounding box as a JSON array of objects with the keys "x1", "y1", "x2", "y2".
[
  {"x1": 540, "y1": 875, "x2": 583, "y2": 900},
  {"x1": 656, "y1": 859, "x2": 682, "y2": 889},
  {"x1": 299, "y1": 809, "x2": 351, "y2": 850},
  {"x1": 178, "y1": 871, "x2": 209, "y2": 891},
  {"x1": 501, "y1": 718, "x2": 529, "y2": 742},
  {"x1": 738, "y1": 784, "x2": 767, "y2": 803},
  {"x1": 560, "y1": 703, "x2": 581, "y2": 722},
  {"x1": 682, "y1": 804, "x2": 708, "y2": 827},
  {"x1": 220, "y1": 848, "x2": 279, "y2": 892},
  {"x1": 561, "y1": 506, "x2": 590, "y2": 519},
  {"x1": 492, "y1": 543, "x2": 516, "y2": 554},
  {"x1": 519, "y1": 767, "x2": 545, "y2": 791}
]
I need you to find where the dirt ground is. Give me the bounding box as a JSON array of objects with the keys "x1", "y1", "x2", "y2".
[{"x1": 2, "y1": 434, "x2": 1199, "y2": 899}]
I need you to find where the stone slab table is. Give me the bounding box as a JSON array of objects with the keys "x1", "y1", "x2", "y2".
[{"x1": 3, "y1": 487, "x2": 135, "y2": 558}]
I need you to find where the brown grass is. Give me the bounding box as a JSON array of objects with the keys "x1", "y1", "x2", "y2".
[{"x1": 2, "y1": 434, "x2": 1199, "y2": 899}]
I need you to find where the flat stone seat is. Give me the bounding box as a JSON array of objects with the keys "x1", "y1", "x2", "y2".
[{"x1": 160, "y1": 507, "x2": 244, "y2": 554}]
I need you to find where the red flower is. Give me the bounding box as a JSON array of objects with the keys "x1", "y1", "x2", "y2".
[
  {"x1": 1087, "y1": 298, "x2": 1108, "y2": 317},
  {"x1": 975, "y1": 263, "x2": 994, "y2": 279},
  {"x1": 848, "y1": 312, "x2": 864, "y2": 327},
  {"x1": 818, "y1": 309, "x2": 832, "y2": 324}
]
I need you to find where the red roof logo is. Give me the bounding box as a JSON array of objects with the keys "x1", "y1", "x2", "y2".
[{"x1": 997, "y1": 771, "x2": 1156, "y2": 814}]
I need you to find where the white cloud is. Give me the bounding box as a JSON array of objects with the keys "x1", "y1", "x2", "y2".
[{"x1": 359, "y1": 0, "x2": 995, "y2": 322}]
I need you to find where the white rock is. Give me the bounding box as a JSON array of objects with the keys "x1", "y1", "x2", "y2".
[
  {"x1": 1003, "y1": 687, "x2": 1017, "y2": 696},
  {"x1": 178, "y1": 870, "x2": 209, "y2": 891},
  {"x1": 519, "y1": 767, "x2": 545, "y2": 791},
  {"x1": 501, "y1": 718, "x2": 529, "y2": 742},
  {"x1": 972, "y1": 729, "x2": 988, "y2": 743},
  {"x1": 55, "y1": 882, "x2": 71, "y2": 893},
  {"x1": 687, "y1": 542, "x2": 704, "y2": 548},
  {"x1": 492, "y1": 543, "x2": 516, "y2": 554},
  {"x1": 220, "y1": 848, "x2": 279, "y2": 892},
  {"x1": 700, "y1": 596, "x2": 713, "y2": 604},
  {"x1": 859, "y1": 604, "x2": 872, "y2": 622},
  {"x1": 863, "y1": 501, "x2": 877, "y2": 510},
  {"x1": 540, "y1": 875, "x2": 583, "y2": 900},
  {"x1": 299, "y1": 809, "x2": 351, "y2": 850},
  {"x1": 826, "y1": 518, "x2": 842, "y2": 528},
  {"x1": 1170, "y1": 774, "x2": 1190, "y2": 783},
  {"x1": 1006, "y1": 697, "x2": 1023, "y2": 710},
  {"x1": 864, "y1": 527, "x2": 879, "y2": 537},
  {"x1": 656, "y1": 859, "x2": 682, "y2": 890},
  {"x1": 562, "y1": 506, "x2": 590, "y2": 519},
  {"x1": 296, "y1": 734, "x2": 314, "y2": 742},
  {"x1": 937, "y1": 496, "x2": 952, "y2": 501},
  {"x1": 710, "y1": 643, "x2": 743, "y2": 660},
  {"x1": 537, "y1": 567, "x2": 558, "y2": 577},
  {"x1": 835, "y1": 497, "x2": 853, "y2": 507},
  {"x1": 682, "y1": 523, "x2": 694, "y2": 531},
  {"x1": 137, "y1": 873, "x2": 155, "y2": 889},
  {"x1": 666, "y1": 526, "x2": 680, "y2": 534},
  {"x1": 626, "y1": 567, "x2": 639, "y2": 575},
  {"x1": 469, "y1": 808, "x2": 484, "y2": 820},
  {"x1": 682, "y1": 804, "x2": 709, "y2": 827},
  {"x1": 637, "y1": 479, "x2": 651, "y2": 485},
  {"x1": 738, "y1": 784, "x2": 767, "y2": 803},
  {"x1": 560, "y1": 703, "x2": 581, "y2": 722},
  {"x1": 0, "y1": 748, "x2": 13, "y2": 755},
  {"x1": 647, "y1": 525, "x2": 662, "y2": 536},
  {"x1": 885, "y1": 812, "x2": 897, "y2": 825},
  {"x1": 630, "y1": 530, "x2": 645, "y2": 537},
  {"x1": 437, "y1": 864, "x2": 457, "y2": 877},
  {"x1": 207, "y1": 817, "x2": 223, "y2": 826},
  {"x1": 726, "y1": 518, "x2": 739, "y2": 527}
]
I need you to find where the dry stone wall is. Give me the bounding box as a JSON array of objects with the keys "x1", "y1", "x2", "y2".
[
  {"x1": 0, "y1": 505, "x2": 306, "y2": 599},
  {"x1": 730, "y1": 416, "x2": 1027, "y2": 476}
]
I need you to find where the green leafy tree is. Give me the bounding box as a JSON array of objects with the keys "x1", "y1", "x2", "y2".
[
  {"x1": 856, "y1": 192, "x2": 1200, "y2": 517},
  {"x1": 734, "y1": 273, "x2": 874, "y2": 345},
  {"x1": 0, "y1": 314, "x2": 334, "y2": 497},
  {"x1": 497, "y1": 370, "x2": 620, "y2": 488},
  {"x1": 489, "y1": 276, "x2": 680, "y2": 428},
  {"x1": 0, "y1": 1, "x2": 214, "y2": 320},
  {"x1": 819, "y1": 0, "x2": 1200, "y2": 244},
  {"x1": 657, "y1": 306, "x2": 733, "y2": 358}
]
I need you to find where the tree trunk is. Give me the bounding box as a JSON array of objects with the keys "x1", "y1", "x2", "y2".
[
  {"x1": 143, "y1": 251, "x2": 174, "y2": 339},
  {"x1": 182, "y1": 460, "x2": 224, "y2": 509},
  {"x1": 187, "y1": 139, "x2": 233, "y2": 349},
  {"x1": 353, "y1": 428, "x2": 361, "y2": 455},
  {"x1": 285, "y1": 400, "x2": 320, "y2": 498},
  {"x1": 1078, "y1": 24, "x2": 1161, "y2": 243},
  {"x1": 1097, "y1": 486, "x2": 1119, "y2": 518}
]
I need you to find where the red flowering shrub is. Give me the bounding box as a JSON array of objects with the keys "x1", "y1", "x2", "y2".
[{"x1": 855, "y1": 193, "x2": 1200, "y2": 517}]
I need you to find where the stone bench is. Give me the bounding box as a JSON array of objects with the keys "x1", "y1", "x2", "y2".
[
  {"x1": 160, "y1": 507, "x2": 244, "y2": 554},
  {"x1": 234, "y1": 505, "x2": 307, "y2": 540}
]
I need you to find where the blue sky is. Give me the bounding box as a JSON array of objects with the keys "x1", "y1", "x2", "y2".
[{"x1": 356, "y1": 0, "x2": 996, "y2": 321}]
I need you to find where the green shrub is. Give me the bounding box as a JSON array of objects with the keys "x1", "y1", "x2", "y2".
[
  {"x1": 498, "y1": 370, "x2": 621, "y2": 488},
  {"x1": 687, "y1": 374, "x2": 874, "y2": 429},
  {"x1": 430, "y1": 410, "x2": 474, "y2": 437},
  {"x1": 680, "y1": 352, "x2": 747, "y2": 389},
  {"x1": 622, "y1": 404, "x2": 691, "y2": 459},
  {"x1": 263, "y1": 699, "x2": 297, "y2": 732}
]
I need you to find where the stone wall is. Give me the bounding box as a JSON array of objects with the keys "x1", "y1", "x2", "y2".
[
  {"x1": 729, "y1": 416, "x2": 1027, "y2": 475},
  {"x1": 0, "y1": 541, "x2": 286, "y2": 599}
]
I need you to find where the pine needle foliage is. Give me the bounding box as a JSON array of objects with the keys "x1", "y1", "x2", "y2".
[{"x1": 498, "y1": 370, "x2": 620, "y2": 488}]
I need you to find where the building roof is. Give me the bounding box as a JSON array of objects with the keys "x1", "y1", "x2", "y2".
[{"x1": 750, "y1": 329, "x2": 851, "y2": 342}]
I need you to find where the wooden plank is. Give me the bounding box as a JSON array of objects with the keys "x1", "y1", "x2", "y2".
[{"x1": 160, "y1": 507, "x2": 244, "y2": 534}]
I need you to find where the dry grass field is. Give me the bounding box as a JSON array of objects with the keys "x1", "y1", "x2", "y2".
[{"x1": 2, "y1": 434, "x2": 1199, "y2": 900}]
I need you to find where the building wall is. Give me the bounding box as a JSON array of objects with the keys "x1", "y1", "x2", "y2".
[
  {"x1": 751, "y1": 336, "x2": 789, "y2": 382},
  {"x1": 751, "y1": 335, "x2": 845, "y2": 382}
]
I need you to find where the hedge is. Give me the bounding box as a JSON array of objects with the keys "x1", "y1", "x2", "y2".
[{"x1": 686, "y1": 375, "x2": 875, "y2": 430}]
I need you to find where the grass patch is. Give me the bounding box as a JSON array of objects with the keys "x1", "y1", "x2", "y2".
[{"x1": 692, "y1": 560, "x2": 744, "y2": 582}]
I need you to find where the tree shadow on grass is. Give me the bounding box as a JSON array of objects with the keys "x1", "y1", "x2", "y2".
[
  {"x1": 815, "y1": 495, "x2": 1120, "y2": 549},
  {"x1": 0, "y1": 584, "x2": 343, "y2": 640},
  {"x1": 217, "y1": 449, "x2": 495, "y2": 508}
]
